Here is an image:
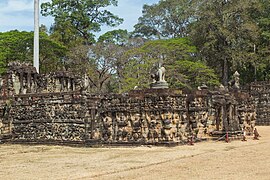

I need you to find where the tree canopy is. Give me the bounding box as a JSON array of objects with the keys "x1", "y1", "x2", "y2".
[
  {"x1": 121, "y1": 38, "x2": 219, "y2": 91},
  {"x1": 189, "y1": 0, "x2": 260, "y2": 85},
  {"x1": 41, "y1": 0, "x2": 123, "y2": 46},
  {"x1": 133, "y1": 0, "x2": 193, "y2": 39},
  {"x1": 134, "y1": 0, "x2": 270, "y2": 85},
  {"x1": 2, "y1": 0, "x2": 270, "y2": 93},
  {"x1": 0, "y1": 30, "x2": 66, "y2": 74}
]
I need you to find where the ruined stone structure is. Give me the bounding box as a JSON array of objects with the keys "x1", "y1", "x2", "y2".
[
  {"x1": 0, "y1": 62, "x2": 90, "y2": 96},
  {"x1": 250, "y1": 81, "x2": 270, "y2": 126},
  {"x1": 0, "y1": 63, "x2": 258, "y2": 145}
]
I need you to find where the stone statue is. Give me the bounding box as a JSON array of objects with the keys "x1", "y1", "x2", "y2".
[
  {"x1": 228, "y1": 71, "x2": 240, "y2": 89},
  {"x1": 150, "y1": 66, "x2": 169, "y2": 89},
  {"x1": 233, "y1": 71, "x2": 240, "y2": 89},
  {"x1": 151, "y1": 66, "x2": 166, "y2": 83}
]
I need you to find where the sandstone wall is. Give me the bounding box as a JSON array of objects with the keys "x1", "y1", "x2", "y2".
[
  {"x1": 0, "y1": 63, "x2": 256, "y2": 145},
  {"x1": 0, "y1": 88, "x2": 254, "y2": 145},
  {"x1": 250, "y1": 82, "x2": 270, "y2": 126}
]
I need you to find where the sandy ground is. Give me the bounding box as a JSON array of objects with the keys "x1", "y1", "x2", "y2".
[{"x1": 0, "y1": 126, "x2": 269, "y2": 180}]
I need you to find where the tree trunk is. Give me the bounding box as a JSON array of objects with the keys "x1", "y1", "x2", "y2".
[
  {"x1": 222, "y1": 57, "x2": 228, "y2": 86},
  {"x1": 254, "y1": 65, "x2": 257, "y2": 82}
]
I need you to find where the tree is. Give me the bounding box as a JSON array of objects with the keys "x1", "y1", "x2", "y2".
[
  {"x1": 41, "y1": 0, "x2": 123, "y2": 46},
  {"x1": 189, "y1": 0, "x2": 260, "y2": 85},
  {"x1": 39, "y1": 33, "x2": 67, "y2": 73},
  {"x1": 0, "y1": 30, "x2": 31, "y2": 73},
  {"x1": 40, "y1": 1, "x2": 125, "y2": 91},
  {"x1": 133, "y1": 0, "x2": 194, "y2": 39},
  {"x1": 62, "y1": 29, "x2": 146, "y2": 93},
  {"x1": 97, "y1": 29, "x2": 133, "y2": 92},
  {"x1": 0, "y1": 30, "x2": 67, "y2": 74},
  {"x1": 121, "y1": 38, "x2": 219, "y2": 91},
  {"x1": 169, "y1": 60, "x2": 219, "y2": 89},
  {"x1": 98, "y1": 29, "x2": 129, "y2": 45},
  {"x1": 88, "y1": 42, "x2": 120, "y2": 92},
  {"x1": 97, "y1": 30, "x2": 147, "y2": 92},
  {"x1": 247, "y1": 0, "x2": 270, "y2": 82}
]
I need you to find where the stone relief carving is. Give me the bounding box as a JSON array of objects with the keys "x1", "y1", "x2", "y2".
[{"x1": 0, "y1": 63, "x2": 258, "y2": 145}]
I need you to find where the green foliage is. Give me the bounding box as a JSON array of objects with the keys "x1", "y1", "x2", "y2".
[
  {"x1": 41, "y1": 0, "x2": 123, "y2": 46},
  {"x1": 48, "y1": 20, "x2": 87, "y2": 48},
  {"x1": 121, "y1": 57, "x2": 154, "y2": 92},
  {"x1": 248, "y1": 0, "x2": 270, "y2": 82},
  {"x1": 169, "y1": 60, "x2": 219, "y2": 89},
  {"x1": 3, "y1": 0, "x2": 268, "y2": 93},
  {"x1": 138, "y1": 38, "x2": 196, "y2": 64},
  {"x1": 121, "y1": 38, "x2": 218, "y2": 91},
  {"x1": 0, "y1": 30, "x2": 33, "y2": 73},
  {"x1": 98, "y1": 29, "x2": 129, "y2": 45},
  {"x1": 62, "y1": 29, "x2": 146, "y2": 93},
  {"x1": 133, "y1": 0, "x2": 193, "y2": 39},
  {"x1": 189, "y1": 0, "x2": 260, "y2": 85},
  {"x1": 132, "y1": 0, "x2": 270, "y2": 86},
  {"x1": 39, "y1": 34, "x2": 67, "y2": 73},
  {"x1": 0, "y1": 30, "x2": 67, "y2": 74}
]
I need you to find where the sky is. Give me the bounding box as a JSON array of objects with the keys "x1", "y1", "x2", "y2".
[{"x1": 0, "y1": 0, "x2": 159, "y2": 37}]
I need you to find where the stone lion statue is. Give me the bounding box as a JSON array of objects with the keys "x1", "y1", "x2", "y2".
[{"x1": 151, "y1": 66, "x2": 166, "y2": 83}]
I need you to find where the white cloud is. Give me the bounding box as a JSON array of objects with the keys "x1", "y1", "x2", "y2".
[
  {"x1": 0, "y1": 0, "x2": 52, "y2": 32},
  {"x1": 0, "y1": 0, "x2": 32, "y2": 13}
]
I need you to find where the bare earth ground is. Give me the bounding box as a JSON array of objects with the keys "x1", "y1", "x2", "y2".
[{"x1": 0, "y1": 126, "x2": 269, "y2": 180}]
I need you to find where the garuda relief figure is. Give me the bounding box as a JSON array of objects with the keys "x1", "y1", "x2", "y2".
[
  {"x1": 147, "y1": 114, "x2": 160, "y2": 142},
  {"x1": 131, "y1": 113, "x2": 143, "y2": 141},
  {"x1": 116, "y1": 113, "x2": 131, "y2": 142},
  {"x1": 161, "y1": 112, "x2": 173, "y2": 141},
  {"x1": 179, "y1": 113, "x2": 189, "y2": 141},
  {"x1": 171, "y1": 113, "x2": 180, "y2": 142},
  {"x1": 102, "y1": 115, "x2": 113, "y2": 141}
]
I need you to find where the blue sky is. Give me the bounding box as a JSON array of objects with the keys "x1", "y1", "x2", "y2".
[{"x1": 0, "y1": 0, "x2": 159, "y2": 37}]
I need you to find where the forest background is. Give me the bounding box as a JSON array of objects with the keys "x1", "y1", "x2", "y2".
[{"x1": 1, "y1": 0, "x2": 270, "y2": 93}]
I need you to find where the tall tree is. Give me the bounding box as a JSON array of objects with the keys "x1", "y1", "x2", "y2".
[
  {"x1": 190, "y1": 0, "x2": 260, "y2": 85},
  {"x1": 91, "y1": 31, "x2": 145, "y2": 92},
  {"x1": 248, "y1": 0, "x2": 270, "y2": 82},
  {"x1": 41, "y1": 0, "x2": 123, "y2": 46},
  {"x1": 63, "y1": 29, "x2": 138, "y2": 93},
  {"x1": 98, "y1": 29, "x2": 139, "y2": 92},
  {"x1": 0, "y1": 30, "x2": 67, "y2": 74},
  {"x1": 133, "y1": 0, "x2": 193, "y2": 39}
]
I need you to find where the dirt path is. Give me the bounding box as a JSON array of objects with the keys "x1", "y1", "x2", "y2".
[{"x1": 0, "y1": 126, "x2": 269, "y2": 180}]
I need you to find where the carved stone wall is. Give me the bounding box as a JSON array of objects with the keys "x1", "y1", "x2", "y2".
[
  {"x1": 4, "y1": 92, "x2": 99, "y2": 143},
  {"x1": 0, "y1": 62, "x2": 88, "y2": 97},
  {"x1": 250, "y1": 82, "x2": 270, "y2": 126},
  {"x1": 0, "y1": 63, "x2": 256, "y2": 145},
  {"x1": 0, "y1": 88, "x2": 254, "y2": 145}
]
